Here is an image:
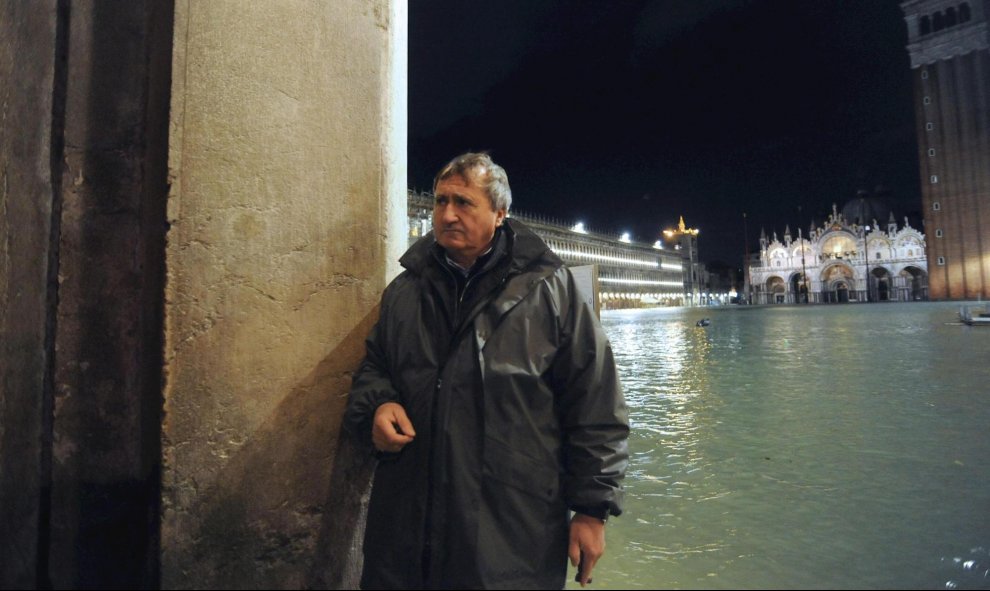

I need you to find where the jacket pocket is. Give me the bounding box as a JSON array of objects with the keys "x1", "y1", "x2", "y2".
[{"x1": 482, "y1": 436, "x2": 559, "y2": 503}]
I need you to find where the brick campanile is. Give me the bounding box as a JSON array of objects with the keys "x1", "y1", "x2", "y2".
[{"x1": 902, "y1": 0, "x2": 990, "y2": 299}]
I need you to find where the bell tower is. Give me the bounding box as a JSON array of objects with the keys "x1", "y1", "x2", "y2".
[{"x1": 901, "y1": 0, "x2": 990, "y2": 299}]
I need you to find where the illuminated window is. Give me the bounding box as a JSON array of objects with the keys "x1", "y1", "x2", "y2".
[
  {"x1": 937, "y1": 256, "x2": 945, "y2": 265},
  {"x1": 931, "y1": 175, "x2": 939, "y2": 184},
  {"x1": 926, "y1": 122, "x2": 934, "y2": 131},
  {"x1": 935, "y1": 229, "x2": 943, "y2": 237},
  {"x1": 928, "y1": 148, "x2": 936, "y2": 157},
  {"x1": 933, "y1": 201, "x2": 941, "y2": 211}
]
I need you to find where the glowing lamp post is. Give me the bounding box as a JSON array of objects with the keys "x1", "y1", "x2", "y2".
[
  {"x1": 864, "y1": 223, "x2": 871, "y2": 303},
  {"x1": 860, "y1": 196, "x2": 870, "y2": 303}
]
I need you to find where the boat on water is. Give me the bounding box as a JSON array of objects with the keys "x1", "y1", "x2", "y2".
[{"x1": 958, "y1": 305, "x2": 990, "y2": 326}]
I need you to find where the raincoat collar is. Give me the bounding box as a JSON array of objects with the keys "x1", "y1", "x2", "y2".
[{"x1": 400, "y1": 217, "x2": 562, "y2": 276}]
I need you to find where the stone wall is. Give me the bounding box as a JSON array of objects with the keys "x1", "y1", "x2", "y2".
[
  {"x1": 46, "y1": 2, "x2": 173, "y2": 587},
  {"x1": 0, "y1": 3, "x2": 59, "y2": 587},
  {"x1": 1, "y1": 0, "x2": 173, "y2": 586}
]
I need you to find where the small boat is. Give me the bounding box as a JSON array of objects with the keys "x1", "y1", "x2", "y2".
[
  {"x1": 959, "y1": 305, "x2": 990, "y2": 326},
  {"x1": 696, "y1": 318, "x2": 711, "y2": 327}
]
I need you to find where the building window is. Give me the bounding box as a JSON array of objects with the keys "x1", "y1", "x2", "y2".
[
  {"x1": 946, "y1": 7, "x2": 957, "y2": 26},
  {"x1": 933, "y1": 201, "x2": 941, "y2": 211},
  {"x1": 926, "y1": 122, "x2": 934, "y2": 131},
  {"x1": 931, "y1": 175, "x2": 939, "y2": 184},
  {"x1": 935, "y1": 229, "x2": 943, "y2": 237},
  {"x1": 928, "y1": 148, "x2": 936, "y2": 157},
  {"x1": 924, "y1": 96, "x2": 931, "y2": 105},
  {"x1": 920, "y1": 15, "x2": 932, "y2": 35},
  {"x1": 921, "y1": 70, "x2": 929, "y2": 79},
  {"x1": 961, "y1": 3, "x2": 971, "y2": 23},
  {"x1": 933, "y1": 11, "x2": 944, "y2": 32},
  {"x1": 937, "y1": 256, "x2": 946, "y2": 265}
]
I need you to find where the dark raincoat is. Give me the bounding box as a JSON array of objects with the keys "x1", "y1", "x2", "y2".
[{"x1": 345, "y1": 218, "x2": 629, "y2": 589}]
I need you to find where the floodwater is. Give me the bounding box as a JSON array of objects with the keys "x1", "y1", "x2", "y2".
[{"x1": 575, "y1": 301, "x2": 990, "y2": 590}]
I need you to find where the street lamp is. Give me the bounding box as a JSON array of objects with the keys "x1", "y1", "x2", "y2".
[
  {"x1": 861, "y1": 196, "x2": 870, "y2": 303},
  {"x1": 864, "y1": 223, "x2": 871, "y2": 303},
  {"x1": 798, "y1": 205, "x2": 810, "y2": 303},
  {"x1": 799, "y1": 228, "x2": 809, "y2": 303},
  {"x1": 743, "y1": 212, "x2": 750, "y2": 304}
]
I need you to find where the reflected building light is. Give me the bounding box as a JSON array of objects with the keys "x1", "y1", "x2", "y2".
[
  {"x1": 600, "y1": 278, "x2": 683, "y2": 287},
  {"x1": 653, "y1": 240, "x2": 663, "y2": 250},
  {"x1": 619, "y1": 232, "x2": 632, "y2": 243},
  {"x1": 554, "y1": 248, "x2": 659, "y2": 268},
  {"x1": 571, "y1": 221, "x2": 587, "y2": 234}
]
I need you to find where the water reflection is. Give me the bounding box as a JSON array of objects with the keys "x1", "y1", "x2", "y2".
[
  {"x1": 579, "y1": 303, "x2": 990, "y2": 590},
  {"x1": 942, "y1": 547, "x2": 990, "y2": 590}
]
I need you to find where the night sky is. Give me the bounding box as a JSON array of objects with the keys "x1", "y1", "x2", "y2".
[{"x1": 408, "y1": 1, "x2": 921, "y2": 265}]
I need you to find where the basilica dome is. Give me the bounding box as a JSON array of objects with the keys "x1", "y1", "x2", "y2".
[{"x1": 840, "y1": 192, "x2": 892, "y2": 228}]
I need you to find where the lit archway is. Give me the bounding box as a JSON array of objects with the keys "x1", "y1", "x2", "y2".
[
  {"x1": 766, "y1": 276, "x2": 786, "y2": 304},
  {"x1": 820, "y1": 262, "x2": 856, "y2": 304}
]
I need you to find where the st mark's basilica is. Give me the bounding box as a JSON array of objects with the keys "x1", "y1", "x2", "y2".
[{"x1": 748, "y1": 197, "x2": 929, "y2": 304}]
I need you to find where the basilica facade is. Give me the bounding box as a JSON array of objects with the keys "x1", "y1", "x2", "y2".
[{"x1": 749, "y1": 203, "x2": 929, "y2": 304}]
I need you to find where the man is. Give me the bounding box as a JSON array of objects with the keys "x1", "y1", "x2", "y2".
[{"x1": 345, "y1": 152, "x2": 629, "y2": 589}]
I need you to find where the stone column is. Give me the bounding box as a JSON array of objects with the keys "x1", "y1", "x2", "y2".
[{"x1": 161, "y1": 1, "x2": 406, "y2": 588}]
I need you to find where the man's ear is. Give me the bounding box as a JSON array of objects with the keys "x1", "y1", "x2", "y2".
[{"x1": 495, "y1": 209, "x2": 507, "y2": 226}]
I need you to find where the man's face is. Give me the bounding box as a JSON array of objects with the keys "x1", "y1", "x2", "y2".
[{"x1": 433, "y1": 173, "x2": 506, "y2": 267}]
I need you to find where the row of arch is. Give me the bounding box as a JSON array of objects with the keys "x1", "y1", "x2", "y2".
[
  {"x1": 757, "y1": 264, "x2": 928, "y2": 304},
  {"x1": 918, "y1": 2, "x2": 972, "y2": 36}
]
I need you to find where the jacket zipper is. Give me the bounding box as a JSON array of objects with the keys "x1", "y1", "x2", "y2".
[
  {"x1": 424, "y1": 263, "x2": 463, "y2": 585},
  {"x1": 424, "y1": 261, "x2": 503, "y2": 584}
]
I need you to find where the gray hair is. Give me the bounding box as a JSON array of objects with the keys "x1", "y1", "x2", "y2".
[{"x1": 433, "y1": 152, "x2": 512, "y2": 212}]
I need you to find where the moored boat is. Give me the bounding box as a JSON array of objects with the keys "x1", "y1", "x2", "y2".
[{"x1": 959, "y1": 305, "x2": 990, "y2": 326}]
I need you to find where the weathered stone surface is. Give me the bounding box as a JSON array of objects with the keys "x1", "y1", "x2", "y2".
[
  {"x1": 1, "y1": 1, "x2": 405, "y2": 586},
  {"x1": 45, "y1": 2, "x2": 172, "y2": 588},
  {"x1": 162, "y1": 1, "x2": 406, "y2": 588},
  {"x1": 0, "y1": 2, "x2": 58, "y2": 588}
]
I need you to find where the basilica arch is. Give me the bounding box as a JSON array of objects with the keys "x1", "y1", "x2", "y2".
[
  {"x1": 789, "y1": 271, "x2": 809, "y2": 303},
  {"x1": 898, "y1": 265, "x2": 929, "y2": 301},
  {"x1": 765, "y1": 276, "x2": 787, "y2": 303},
  {"x1": 820, "y1": 262, "x2": 857, "y2": 303}
]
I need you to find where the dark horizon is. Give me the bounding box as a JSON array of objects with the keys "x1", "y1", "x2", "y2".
[{"x1": 408, "y1": 0, "x2": 921, "y2": 266}]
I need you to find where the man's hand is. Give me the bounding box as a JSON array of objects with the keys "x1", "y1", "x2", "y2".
[
  {"x1": 569, "y1": 513, "x2": 606, "y2": 587},
  {"x1": 372, "y1": 402, "x2": 416, "y2": 453}
]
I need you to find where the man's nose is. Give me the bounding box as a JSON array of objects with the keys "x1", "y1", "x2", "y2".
[{"x1": 437, "y1": 204, "x2": 458, "y2": 224}]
